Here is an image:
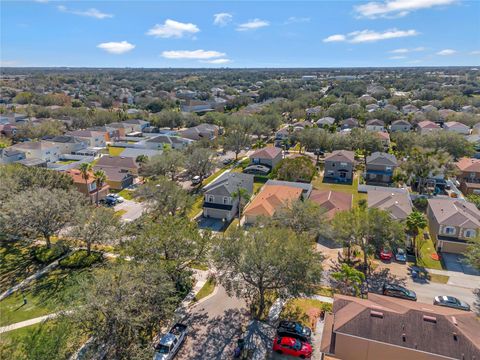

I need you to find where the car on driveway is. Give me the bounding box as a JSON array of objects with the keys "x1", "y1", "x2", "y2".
[
  {"x1": 395, "y1": 248, "x2": 407, "y2": 263},
  {"x1": 383, "y1": 283, "x2": 417, "y2": 301},
  {"x1": 434, "y1": 296, "x2": 471, "y2": 311},
  {"x1": 106, "y1": 193, "x2": 124, "y2": 203},
  {"x1": 222, "y1": 158, "x2": 234, "y2": 165},
  {"x1": 272, "y1": 336, "x2": 312, "y2": 358},
  {"x1": 153, "y1": 323, "x2": 187, "y2": 360},
  {"x1": 191, "y1": 175, "x2": 202, "y2": 185},
  {"x1": 277, "y1": 320, "x2": 312, "y2": 343},
  {"x1": 100, "y1": 197, "x2": 117, "y2": 206},
  {"x1": 243, "y1": 164, "x2": 270, "y2": 175},
  {"x1": 379, "y1": 248, "x2": 393, "y2": 261}
]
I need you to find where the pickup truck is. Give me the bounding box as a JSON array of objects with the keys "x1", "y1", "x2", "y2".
[{"x1": 153, "y1": 323, "x2": 187, "y2": 360}]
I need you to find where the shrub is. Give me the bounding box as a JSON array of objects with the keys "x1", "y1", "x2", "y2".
[
  {"x1": 33, "y1": 242, "x2": 69, "y2": 263},
  {"x1": 59, "y1": 250, "x2": 103, "y2": 269}
]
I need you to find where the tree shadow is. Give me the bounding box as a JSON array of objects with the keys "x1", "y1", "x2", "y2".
[{"x1": 368, "y1": 268, "x2": 407, "y2": 293}]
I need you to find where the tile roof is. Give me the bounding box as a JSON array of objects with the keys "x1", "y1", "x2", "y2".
[
  {"x1": 366, "y1": 152, "x2": 397, "y2": 166},
  {"x1": 244, "y1": 184, "x2": 302, "y2": 217},
  {"x1": 324, "y1": 294, "x2": 480, "y2": 359},
  {"x1": 456, "y1": 157, "x2": 480, "y2": 173},
  {"x1": 309, "y1": 190, "x2": 352, "y2": 219},
  {"x1": 250, "y1": 146, "x2": 282, "y2": 160},
  {"x1": 428, "y1": 198, "x2": 480, "y2": 228},
  {"x1": 65, "y1": 169, "x2": 95, "y2": 184},
  {"x1": 417, "y1": 120, "x2": 440, "y2": 129}
]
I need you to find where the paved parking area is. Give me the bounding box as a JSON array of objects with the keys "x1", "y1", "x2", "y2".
[
  {"x1": 441, "y1": 253, "x2": 480, "y2": 276},
  {"x1": 114, "y1": 199, "x2": 145, "y2": 222},
  {"x1": 196, "y1": 216, "x2": 229, "y2": 232}
]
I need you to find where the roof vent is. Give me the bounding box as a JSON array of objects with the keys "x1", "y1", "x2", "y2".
[
  {"x1": 423, "y1": 315, "x2": 437, "y2": 324},
  {"x1": 402, "y1": 333, "x2": 406, "y2": 342},
  {"x1": 370, "y1": 311, "x2": 384, "y2": 319},
  {"x1": 453, "y1": 332, "x2": 458, "y2": 341}
]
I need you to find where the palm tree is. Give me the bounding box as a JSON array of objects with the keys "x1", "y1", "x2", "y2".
[
  {"x1": 93, "y1": 169, "x2": 107, "y2": 206},
  {"x1": 232, "y1": 187, "x2": 251, "y2": 226},
  {"x1": 405, "y1": 210, "x2": 427, "y2": 259},
  {"x1": 331, "y1": 264, "x2": 366, "y2": 297},
  {"x1": 79, "y1": 162, "x2": 93, "y2": 204}
]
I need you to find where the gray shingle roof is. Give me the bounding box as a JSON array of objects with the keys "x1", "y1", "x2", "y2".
[{"x1": 204, "y1": 172, "x2": 254, "y2": 196}]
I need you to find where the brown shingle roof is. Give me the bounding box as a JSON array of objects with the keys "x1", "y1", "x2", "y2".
[
  {"x1": 428, "y1": 198, "x2": 480, "y2": 228},
  {"x1": 95, "y1": 156, "x2": 138, "y2": 170},
  {"x1": 309, "y1": 190, "x2": 352, "y2": 219},
  {"x1": 325, "y1": 294, "x2": 480, "y2": 359},
  {"x1": 324, "y1": 150, "x2": 355, "y2": 163},
  {"x1": 250, "y1": 146, "x2": 282, "y2": 160},
  {"x1": 456, "y1": 157, "x2": 480, "y2": 173}
]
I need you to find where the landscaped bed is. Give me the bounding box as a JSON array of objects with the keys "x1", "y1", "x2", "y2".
[
  {"x1": 416, "y1": 238, "x2": 444, "y2": 270},
  {"x1": 281, "y1": 298, "x2": 332, "y2": 329}
]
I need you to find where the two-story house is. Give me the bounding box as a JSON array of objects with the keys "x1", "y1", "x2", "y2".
[
  {"x1": 444, "y1": 121, "x2": 470, "y2": 135},
  {"x1": 365, "y1": 119, "x2": 385, "y2": 132},
  {"x1": 177, "y1": 123, "x2": 220, "y2": 141},
  {"x1": 42, "y1": 135, "x2": 88, "y2": 155},
  {"x1": 365, "y1": 152, "x2": 398, "y2": 185},
  {"x1": 9, "y1": 141, "x2": 60, "y2": 163},
  {"x1": 324, "y1": 150, "x2": 355, "y2": 183},
  {"x1": 249, "y1": 146, "x2": 283, "y2": 169},
  {"x1": 202, "y1": 172, "x2": 254, "y2": 222},
  {"x1": 340, "y1": 118, "x2": 359, "y2": 130},
  {"x1": 455, "y1": 157, "x2": 480, "y2": 195},
  {"x1": 141, "y1": 135, "x2": 193, "y2": 150},
  {"x1": 66, "y1": 130, "x2": 106, "y2": 148},
  {"x1": 123, "y1": 119, "x2": 151, "y2": 133},
  {"x1": 427, "y1": 198, "x2": 480, "y2": 254},
  {"x1": 65, "y1": 168, "x2": 110, "y2": 202}
]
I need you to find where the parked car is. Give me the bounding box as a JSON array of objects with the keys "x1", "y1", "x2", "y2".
[
  {"x1": 243, "y1": 164, "x2": 270, "y2": 175},
  {"x1": 383, "y1": 283, "x2": 417, "y2": 301},
  {"x1": 191, "y1": 175, "x2": 202, "y2": 185},
  {"x1": 277, "y1": 320, "x2": 312, "y2": 343},
  {"x1": 395, "y1": 248, "x2": 407, "y2": 263},
  {"x1": 100, "y1": 197, "x2": 117, "y2": 207},
  {"x1": 272, "y1": 336, "x2": 312, "y2": 358},
  {"x1": 222, "y1": 158, "x2": 233, "y2": 165},
  {"x1": 434, "y1": 296, "x2": 471, "y2": 311},
  {"x1": 153, "y1": 323, "x2": 187, "y2": 360},
  {"x1": 379, "y1": 248, "x2": 393, "y2": 261},
  {"x1": 106, "y1": 193, "x2": 124, "y2": 203}
]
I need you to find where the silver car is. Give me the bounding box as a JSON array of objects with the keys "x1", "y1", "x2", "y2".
[{"x1": 433, "y1": 296, "x2": 470, "y2": 311}]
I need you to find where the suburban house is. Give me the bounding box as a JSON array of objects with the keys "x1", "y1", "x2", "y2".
[
  {"x1": 249, "y1": 146, "x2": 283, "y2": 169},
  {"x1": 202, "y1": 172, "x2": 254, "y2": 222},
  {"x1": 0, "y1": 123, "x2": 18, "y2": 137},
  {"x1": 367, "y1": 187, "x2": 412, "y2": 220},
  {"x1": 374, "y1": 131, "x2": 390, "y2": 148},
  {"x1": 65, "y1": 169, "x2": 109, "y2": 202},
  {"x1": 265, "y1": 179, "x2": 312, "y2": 198},
  {"x1": 88, "y1": 125, "x2": 121, "y2": 142},
  {"x1": 243, "y1": 183, "x2": 304, "y2": 225},
  {"x1": 177, "y1": 123, "x2": 220, "y2": 141},
  {"x1": 416, "y1": 120, "x2": 440, "y2": 134},
  {"x1": 320, "y1": 294, "x2": 480, "y2": 360},
  {"x1": 95, "y1": 156, "x2": 139, "y2": 175},
  {"x1": 390, "y1": 120, "x2": 412, "y2": 132},
  {"x1": 402, "y1": 104, "x2": 419, "y2": 114},
  {"x1": 438, "y1": 109, "x2": 455, "y2": 123},
  {"x1": 340, "y1": 118, "x2": 359, "y2": 130},
  {"x1": 365, "y1": 119, "x2": 385, "y2": 132},
  {"x1": 316, "y1": 117, "x2": 335, "y2": 127},
  {"x1": 42, "y1": 135, "x2": 87, "y2": 155},
  {"x1": 366, "y1": 103, "x2": 379, "y2": 112},
  {"x1": 119, "y1": 148, "x2": 163, "y2": 160},
  {"x1": 108, "y1": 122, "x2": 137, "y2": 135},
  {"x1": 309, "y1": 190, "x2": 352, "y2": 219},
  {"x1": 455, "y1": 157, "x2": 480, "y2": 195},
  {"x1": 0, "y1": 148, "x2": 26, "y2": 164},
  {"x1": 443, "y1": 121, "x2": 470, "y2": 135},
  {"x1": 324, "y1": 150, "x2": 355, "y2": 183},
  {"x1": 365, "y1": 152, "x2": 397, "y2": 185},
  {"x1": 92, "y1": 165, "x2": 134, "y2": 190},
  {"x1": 141, "y1": 135, "x2": 192, "y2": 150},
  {"x1": 421, "y1": 104, "x2": 437, "y2": 112},
  {"x1": 427, "y1": 198, "x2": 480, "y2": 254},
  {"x1": 66, "y1": 130, "x2": 106, "y2": 148},
  {"x1": 123, "y1": 119, "x2": 150, "y2": 132},
  {"x1": 10, "y1": 141, "x2": 60, "y2": 163}
]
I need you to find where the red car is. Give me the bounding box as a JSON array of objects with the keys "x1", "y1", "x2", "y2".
[
  {"x1": 272, "y1": 336, "x2": 312, "y2": 358},
  {"x1": 379, "y1": 248, "x2": 393, "y2": 261}
]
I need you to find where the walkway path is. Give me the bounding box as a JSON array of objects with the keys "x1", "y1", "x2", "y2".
[{"x1": 0, "y1": 311, "x2": 73, "y2": 334}]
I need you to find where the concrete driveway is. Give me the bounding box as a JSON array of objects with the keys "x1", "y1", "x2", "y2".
[
  {"x1": 196, "y1": 216, "x2": 229, "y2": 232},
  {"x1": 177, "y1": 285, "x2": 249, "y2": 360},
  {"x1": 441, "y1": 253, "x2": 480, "y2": 276},
  {"x1": 114, "y1": 199, "x2": 145, "y2": 222}
]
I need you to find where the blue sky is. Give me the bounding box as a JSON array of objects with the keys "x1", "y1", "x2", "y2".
[{"x1": 1, "y1": 0, "x2": 479, "y2": 67}]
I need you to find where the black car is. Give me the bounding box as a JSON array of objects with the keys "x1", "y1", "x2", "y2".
[
  {"x1": 382, "y1": 283, "x2": 417, "y2": 301},
  {"x1": 276, "y1": 320, "x2": 312, "y2": 343},
  {"x1": 100, "y1": 197, "x2": 117, "y2": 207}
]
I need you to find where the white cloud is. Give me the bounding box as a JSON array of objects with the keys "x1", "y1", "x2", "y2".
[
  {"x1": 146, "y1": 19, "x2": 199, "y2": 38},
  {"x1": 202, "y1": 58, "x2": 232, "y2": 64},
  {"x1": 323, "y1": 29, "x2": 418, "y2": 43},
  {"x1": 97, "y1": 41, "x2": 135, "y2": 54},
  {"x1": 323, "y1": 34, "x2": 346, "y2": 43},
  {"x1": 470, "y1": 50, "x2": 480, "y2": 55},
  {"x1": 236, "y1": 19, "x2": 270, "y2": 31},
  {"x1": 284, "y1": 16, "x2": 311, "y2": 24},
  {"x1": 0, "y1": 60, "x2": 21, "y2": 66},
  {"x1": 436, "y1": 49, "x2": 456, "y2": 56},
  {"x1": 213, "y1": 13, "x2": 233, "y2": 26},
  {"x1": 355, "y1": 0, "x2": 457, "y2": 19},
  {"x1": 390, "y1": 47, "x2": 425, "y2": 53},
  {"x1": 57, "y1": 5, "x2": 113, "y2": 19},
  {"x1": 161, "y1": 50, "x2": 226, "y2": 60},
  {"x1": 389, "y1": 55, "x2": 407, "y2": 59}
]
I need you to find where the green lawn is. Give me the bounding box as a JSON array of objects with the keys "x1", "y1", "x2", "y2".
[
  {"x1": 114, "y1": 209, "x2": 127, "y2": 217},
  {"x1": 0, "y1": 266, "x2": 100, "y2": 327},
  {"x1": 201, "y1": 166, "x2": 231, "y2": 187},
  {"x1": 108, "y1": 146, "x2": 125, "y2": 156},
  {"x1": 188, "y1": 195, "x2": 204, "y2": 220},
  {"x1": 56, "y1": 160, "x2": 78, "y2": 165},
  {"x1": 311, "y1": 172, "x2": 366, "y2": 207},
  {"x1": 193, "y1": 277, "x2": 216, "y2": 302},
  {"x1": 281, "y1": 298, "x2": 332, "y2": 328},
  {"x1": 253, "y1": 181, "x2": 264, "y2": 194},
  {"x1": 428, "y1": 273, "x2": 449, "y2": 284},
  {"x1": 416, "y1": 238, "x2": 444, "y2": 270}
]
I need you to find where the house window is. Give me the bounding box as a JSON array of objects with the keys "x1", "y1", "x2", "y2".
[
  {"x1": 444, "y1": 226, "x2": 456, "y2": 235},
  {"x1": 207, "y1": 195, "x2": 214, "y2": 202},
  {"x1": 386, "y1": 166, "x2": 392, "y2": 172},
  {"x1": 470, "y1": 173, "x2": 476, "y2": 179},
  {"x1": 464, "y1": 229, "x2": 476, "y2": 238},
  {"x1": 340, "y1": 162, "x2": 347, "y2": 167},
  {"x1": 223, "y1": 197, "x2": 228, "y2": 204}
]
